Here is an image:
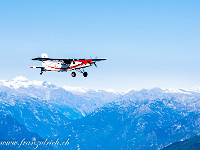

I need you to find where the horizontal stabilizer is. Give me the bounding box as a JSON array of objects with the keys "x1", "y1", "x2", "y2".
[{"x1": 30, "y1": 66, "x2": 44, "y2": 69}]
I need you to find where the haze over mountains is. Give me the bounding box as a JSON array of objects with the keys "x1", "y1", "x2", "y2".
[{"x1": 0, "y1": 76, "x2": 200, "y2": 149}]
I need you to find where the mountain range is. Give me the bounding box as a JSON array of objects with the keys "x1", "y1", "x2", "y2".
[{"x1": 0, "y1": 76, "x2": 200, "y2": 149}]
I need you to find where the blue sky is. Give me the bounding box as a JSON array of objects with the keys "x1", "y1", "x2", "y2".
[{"x1": 0, "y1": 0, "x2": 200, "y2": 91}]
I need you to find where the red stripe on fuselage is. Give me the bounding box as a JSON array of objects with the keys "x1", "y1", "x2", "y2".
[
  {"x1": 68, "y1": 60, "x2": 92, "y2": 70},
  {"x1": 46, "y1": 60, "x2": 92, "y2": 70}
]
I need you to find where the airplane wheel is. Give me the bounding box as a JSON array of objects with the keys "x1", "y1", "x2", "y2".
[
  {"x1": 71, "y1": 72, "x2": 76, "y2": 77},
  {"x1": 83, "y1": 72, "x2": 88, "y2": 77}
]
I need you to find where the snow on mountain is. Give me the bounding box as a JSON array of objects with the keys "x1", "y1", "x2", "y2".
[
  {"x1": 164, "y1": 88, "x2": 192, "y2": 94},
  {"x1": 104, "y1": 88, "x2": 126, "y2": 95},
  {"x1": 188, "y1": 85, "x2": 200, "y2": 93},
  {"x1": 1, "y1": 76, "x2": 200, "y2": 114},
  {"x1": 1, "y1": 76, "x2": 200, "y2": 150},
  {"x1": 0, "y1": 76, "x2": 121, "y2": 96},
  {"x1": 0, "y1": 76, "x2": 122, "y2": 114},
  {"x1": 0, "y1": 76, "x2": 48, "y2": 89},
  {"x1": 2, "y1": 76, "x2": 200, "y2": 96},
  {"x1": 62, "y1": 86, "x2": 125, "y2": 95},
  {"x1": 62, "y1": 85, "x2": 88, "y2": 94}
]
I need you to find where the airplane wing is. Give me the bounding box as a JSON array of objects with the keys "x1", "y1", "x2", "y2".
[
  {"x1": 32, "y1": 57, "x2": 74, "y2": 64},
  {"x1": 89, "y1": 58, "x2": 107, "y2": 62},
  {"x1": 32, "y1": 57, "x2": 107, "y2": 64}
]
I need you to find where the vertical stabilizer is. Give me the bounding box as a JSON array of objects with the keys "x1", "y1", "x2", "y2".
[
  {"x1": 41, "y1": 53, "x2": 48, "y2": 58},
  {"x1": 41, "y1": 53, "x2": 48, "y2": 67}
]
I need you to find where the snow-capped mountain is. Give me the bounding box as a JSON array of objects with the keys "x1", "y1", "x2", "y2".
[
  {"x1": 121, "y1": 87, "x2": 200, "y2": 112},
  {"x1": 1, "y1": 76, "x2": 200, "y2": 114},
  {"x1": 0, "y1": 76, "x2": 120, "y2": 114},
  {"x1": 1, "y1": 76, "x2": 200, "y2": 149},
  {"x1": 0, "y1": 76, "x2": 48, "y2": 89},
  {"x1": 0, "y1": 76, "x2": 121, "y2": 140}
]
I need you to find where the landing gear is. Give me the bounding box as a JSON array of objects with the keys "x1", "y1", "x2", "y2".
[
  {"x1": 71, "y1": 70, "x2": 88, "y2": 77},
  {"x1": 83, "y1": 72, "x2": 88, "y2": 77},
  {"x1": 71, "y1": 72, "x2": 76, "y2": 77},
  {"x1": 40, "y1": 69, "x2": 43, "y2": 75}
]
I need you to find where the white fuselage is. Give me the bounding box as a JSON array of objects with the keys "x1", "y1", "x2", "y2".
[{"x1": 42, "y1": 61, "x2": 91, "y2": 71}]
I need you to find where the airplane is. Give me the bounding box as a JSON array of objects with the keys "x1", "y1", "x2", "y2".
[{"x1": 30, "y1": 53, "x2": 106, "y2": 77}]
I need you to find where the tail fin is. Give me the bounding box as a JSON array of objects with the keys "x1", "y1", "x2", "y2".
[
  {"x1": 41, "y1": 53, "x2": 48, "y2": 58},
  {"x1": 41, "y1": 53, "x2": 48, "y2": 67}
]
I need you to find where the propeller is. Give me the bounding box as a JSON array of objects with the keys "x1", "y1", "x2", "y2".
[
  {"x1": 90, "y1": 56, "x2": 98, "y2": 67},
  {"x1": 94, "y1": 62, "x2": 97, "y2": 67},
  {"x1": 94, "y1": 56, "x2": 98, "y2": 67}
]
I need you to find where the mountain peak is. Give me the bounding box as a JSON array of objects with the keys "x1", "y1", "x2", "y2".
[
  {"x1": 12, "y1": 76, "x2": 28, "y2": 81},
  {"x1": 62, "y1": 85, "x2": 88, "y2": 94},
  {"x1": 0, "y1": 76, "x2": 45, "y2": 89}
]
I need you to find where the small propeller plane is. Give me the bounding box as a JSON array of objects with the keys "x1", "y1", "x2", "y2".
[{"x1": 30, "y1": 53, "x2": 106, "y2": 77}]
